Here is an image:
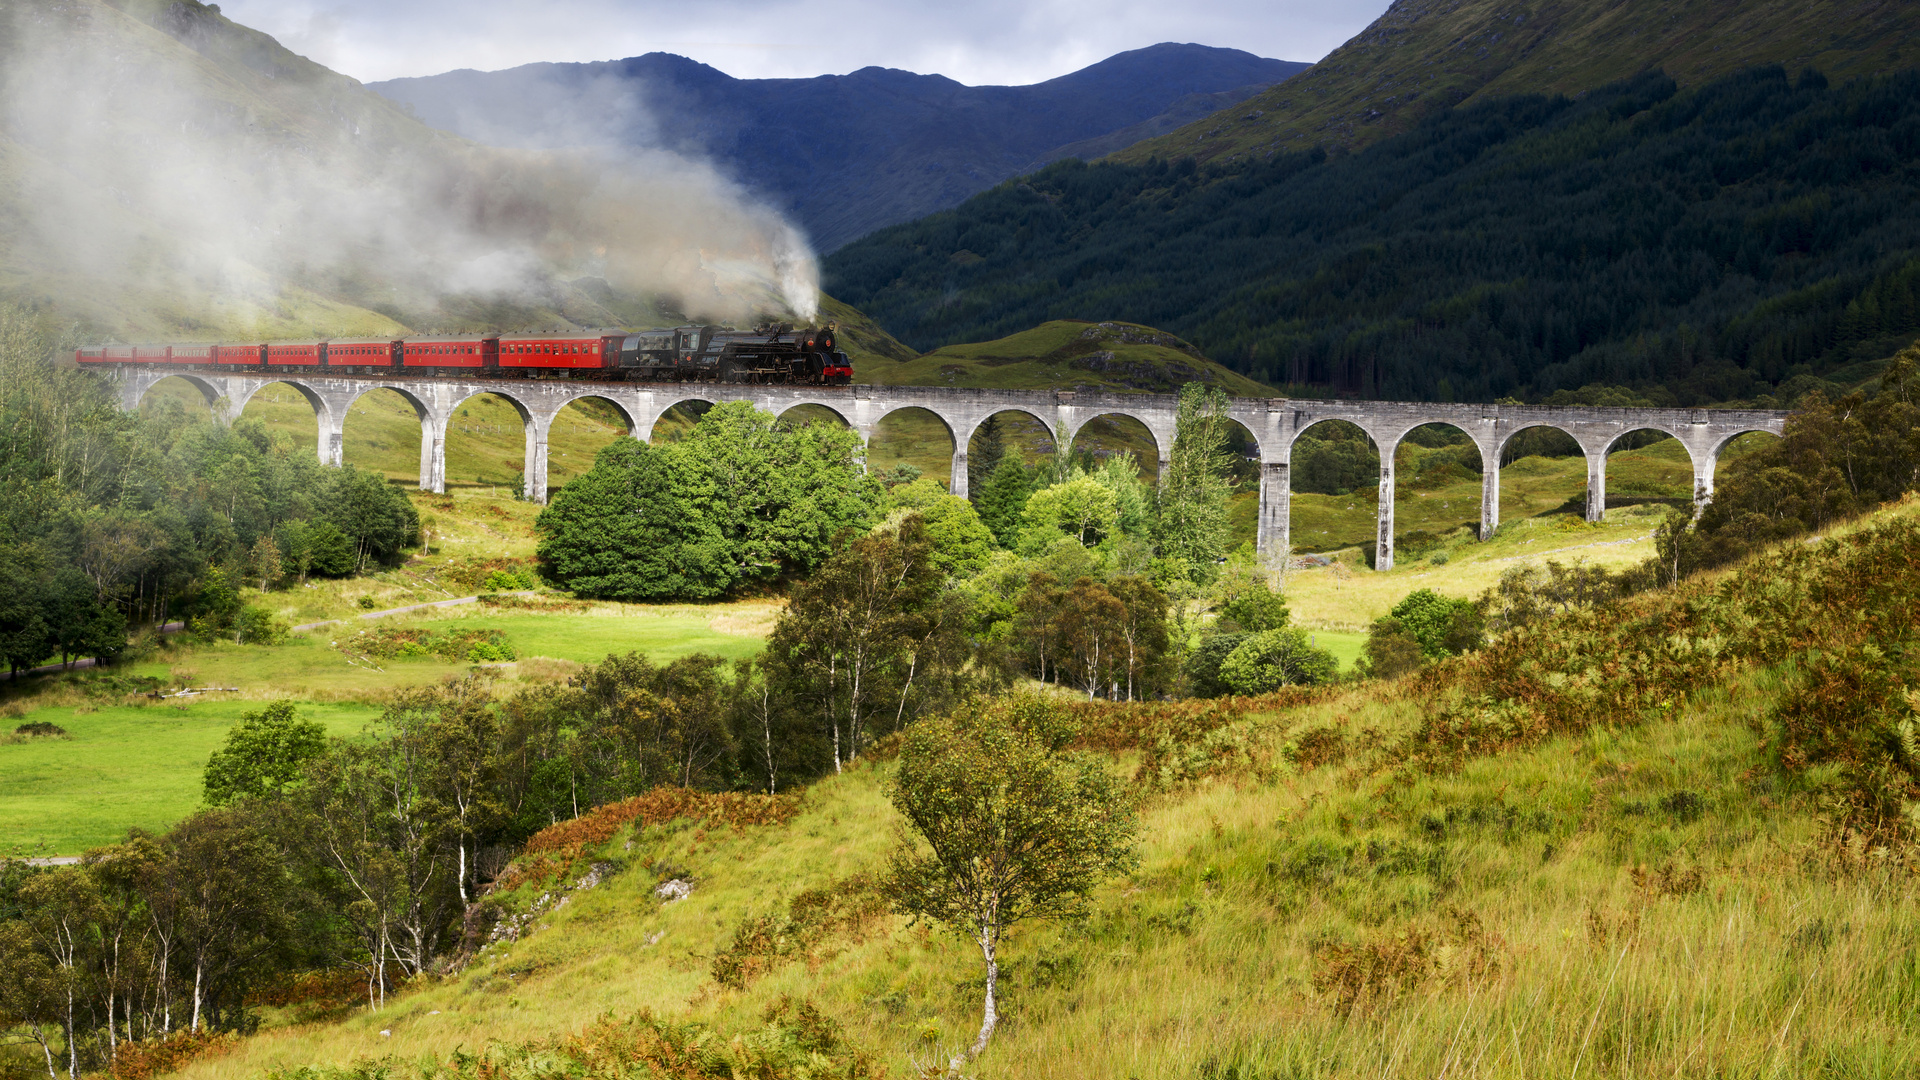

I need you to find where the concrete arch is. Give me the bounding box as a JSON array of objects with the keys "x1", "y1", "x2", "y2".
[
  {"x1": 872, "y1": 402, "x2": 957, "y2": 443},
  {"x1": 134, "y1": 372, "x2": 223, "y2": 412},
  {"x1": 1288, "y1": 415, "x2": 1376, "y2": 454},
  {"x1": 960, "y1": 407, "x2": 1059, "y2": 499},
  {"x1": 236, "y1": 378, "x2": 341, "y2": 467},
  {"x1": 775, "y1": 402, "x2": 853, "y2": 429},
  {"x1": 1694, "y1": 427, "x2": 1784, "y2": 505},
  {"x1": 1603, "y1": 423, "x2": 1692, "y2": 456},
  {"x1": 236, "y1": 377, "x2": 326, "y2": 418},
  {"x1": 1066, "y1": 412, "x2": 1166, "y2": 476},
  {"x1": 349, "y1": 382, "x2": 433, "y2": 421},
  {"x1": 1495, "y1": 422, "x2": 1585, "y2": 460},
  {"x1": 449, "y1": 387, "x2": 534, "y2": 426},
  {"x1": 957, "y1": 407, "x2": 1052, "y2": 453},
  {"x1": 870, "y1": 404, "x2": 959, "y2": 492},
  {"x1": 1488, "y1": 421, "x2": 1602, "y2": 532},
  {"x1": 641, "y1": 396, "x2": 717, "y2": 442},
  {"x1": 1706, "y1": 426, "x2": 1781, "y2": 460},
  {"x1": 546, "y1": 390, "x2": 637, "y2": 433},
  {"x1": 338, "y1": 384, "x2": 440, "y2": 487},
  {"x1": 438, "y1": 389, "x2": 538, "y2": 500}
]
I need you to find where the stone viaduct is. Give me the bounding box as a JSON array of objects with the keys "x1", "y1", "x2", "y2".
[{"x1": 109, "y1": 367, "x2": 1792, "y2": 571}]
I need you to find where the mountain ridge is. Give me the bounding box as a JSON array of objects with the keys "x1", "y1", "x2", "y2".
[{"x1": 370, "y1": 44, "x2": 1309, "y2": 252}]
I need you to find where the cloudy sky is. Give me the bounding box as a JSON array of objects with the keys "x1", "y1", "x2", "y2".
[{"x1": 218, "y1": 0, "x2": 1391, "y2": 86}]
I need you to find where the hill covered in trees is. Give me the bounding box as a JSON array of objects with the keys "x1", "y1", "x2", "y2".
[
  {"x1": 826, "y1": 65, "x2": 1920, "y2": 404},
  {"x1": 1116, "y1": 0, "x2": 1920, "y2": 166}
]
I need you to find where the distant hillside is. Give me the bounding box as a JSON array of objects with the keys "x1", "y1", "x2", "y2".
[
  {"x1": 1114, "y1": 0, "x2": 1920, "y2": 166},
  {"x1": 858, "y1": 320, "x2": 1275, "y2": 396},
  {"x1": 0, "y1": 0, "x2": 817, "y2": 340},
  {"x1": 826, "y1": 65, "x2": 1920, "y2": 405},
  {"x1": 370, "y1": 45, "x2": 1308, "y2": 252}
]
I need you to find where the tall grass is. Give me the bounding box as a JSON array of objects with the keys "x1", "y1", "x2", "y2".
[{"x1": 160, "y1": 501, "x2": 1920, "y2": 1080}]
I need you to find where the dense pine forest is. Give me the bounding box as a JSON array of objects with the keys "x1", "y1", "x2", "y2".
[{"x1": 826, "y1": 65, "x2": 1920, "y2": 405}]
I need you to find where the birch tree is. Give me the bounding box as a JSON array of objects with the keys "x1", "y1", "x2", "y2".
[{"x1": 880, "y1": 694, "x2": 1137, "y2": 1064}]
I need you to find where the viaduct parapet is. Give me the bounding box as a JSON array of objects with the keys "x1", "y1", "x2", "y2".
[{"x1": 109, "y1": 368, "x2": 1791, "y2": 571}]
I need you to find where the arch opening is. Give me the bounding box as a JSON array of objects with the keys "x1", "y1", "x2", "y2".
[
  {"x1": 1496, "y1": 423, "x2": 1592, "y2": 524},
  {"x1": 442, "y1": 392, "x2": 533, "y2": 495},
  {"x1": 237, "y1": 381, "x2": 321, "y2": 456},
  {"x1": 547, "y1": 396, "x2": 634, "y2": 488},
  {"x1": 777, "y1": 403, "x2": 851, "y2": 432},
  {"x1": 966, "y1": 409, "x2": 1056, "y2": 492},
  {"x1": 1216, "y1": 417, "x2": 1263, "y2": 555},
  {"x1": 650, "y1": 400, "x2": 714, "y2": 443},
  {"x1": 1716, "y1": 429, "x2": 1781, "y2": 464},
  {"x1": 870, "y1": 406, "x2": 956, "y2": 490},
  {"x1": 1599, "y1": 428, "x2": 1695, "y2": 515},
  {"x1": 136, "y1": 375, "x2": 218, "y2": 424},
  {"x1": 342, "y1": 387, "x2": 430, "y2": 485},
  {"x1": 1287, "y1": 419, "x2": 1380, "y2": 555},
  {"x1": 1389, "y1": 422, "x2": 1485, "y2": 565},
  {"x1": 1065, "y1": 414, "x2": 1161, "y2": 483}
]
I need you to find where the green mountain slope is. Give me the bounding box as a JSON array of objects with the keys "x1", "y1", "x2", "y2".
[
  {"x1": 170, "y1": 498, "x2": 1920, "y2": 1080},
  {"x1": 1115, "y1": 0, "x2": 1920, "y2": 166},
  {"x1": 825, "y1": 65, "x2": 1920, "y2": 403},
  {"x1": 858, "y1": 319, "x2": 1275, "y2": 395}
]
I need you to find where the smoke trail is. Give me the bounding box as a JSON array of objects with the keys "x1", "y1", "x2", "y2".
[{"x1": 0, "y1": 0, "x2": 821, "y2": 335}]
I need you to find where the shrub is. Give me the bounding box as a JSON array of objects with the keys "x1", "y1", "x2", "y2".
[
  {"x1": 1215, "y1": 567, "x2": 1290, "y2": 632},
  {"x1": 1219, "y1": 628, "x2": 1337, "y2": 694},
  {"x1": 1390, "y1": 589, "x2": 1483, "y2": 658},
  {"x1": 1185, "y1": 631, "x2": 1248, "y2": 698},
  {"x1": 482, "y1": 566, "x2": 539, "y2": 592},
  {"x1": 1361, "y1": 616, "x2": 1425, "y2": 679},
  {"x1": 337, "y1": 627, "x2": 516, "y2": 664},
  {"x1": 234, "y1": 606, "x2": 287, "y2": 646}
]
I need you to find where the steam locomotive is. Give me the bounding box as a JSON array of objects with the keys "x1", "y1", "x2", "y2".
[{"x1": 75, "y1": 323, "x2": 854, "y2": 385}]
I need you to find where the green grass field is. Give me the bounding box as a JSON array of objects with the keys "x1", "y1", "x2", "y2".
[
  {"x1": 0, "y1": 603, "x2": 773, "y2": 855},
  {"x1": 0, "y1": 698, "x2": 378, "y2": 855}
]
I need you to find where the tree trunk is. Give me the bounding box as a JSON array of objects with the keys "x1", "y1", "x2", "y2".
[
  {"x1": 760, "y1": 683, "x2": 776, "y2": 794},
  {"x1": 969, "y1": 929, "x2": 999, "y2": 1060}
]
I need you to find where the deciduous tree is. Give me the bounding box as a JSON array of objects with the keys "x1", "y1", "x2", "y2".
[{"x1": 881, "y1": 695, "x2": 1137, "y2": 1062}]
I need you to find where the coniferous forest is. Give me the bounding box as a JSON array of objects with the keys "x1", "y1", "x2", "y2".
[{"x1": 827, "y1": 66, "x2": 1920, "y2": 405}]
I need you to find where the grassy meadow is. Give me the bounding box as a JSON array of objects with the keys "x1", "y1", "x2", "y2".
[
  {"x1": 161, "y1": 500, "x2": 1920, "y2": 1080},
  {"x1": 0, "y1": 696, "x2": 378, "y2": 855}
]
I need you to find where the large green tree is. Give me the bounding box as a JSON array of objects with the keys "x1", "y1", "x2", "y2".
[
  {"x1": 203, "y1": 701, "x2": 328, "y2": 806},
  {"x1": 535, "y1": 438, "x2": 727, "y2": 600},
  {"x1": 537, "y1": 404, "x2": 881, "y2": 600}
]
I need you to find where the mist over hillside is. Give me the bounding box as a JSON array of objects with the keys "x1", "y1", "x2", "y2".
[
  {"x1": 370, "y1": 44, "x2": 1308, "y2": 252},
  {"x1": 0, "y1": 0, "x2": 821, "y2": 339}
]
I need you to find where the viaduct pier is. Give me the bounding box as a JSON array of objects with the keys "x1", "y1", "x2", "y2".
[{"x1": 110, "y1": 368, "x2": 1791, "y2": 571}]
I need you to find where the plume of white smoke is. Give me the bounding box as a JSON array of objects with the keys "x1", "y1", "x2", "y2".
[{"x1": 0, "y1": 0, "x2": 821, "y2": 334}]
